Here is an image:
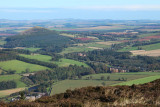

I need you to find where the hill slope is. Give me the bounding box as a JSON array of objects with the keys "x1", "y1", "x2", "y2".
[
  {"x1": 4, "y1": 79, "x2": 160, "y2": 106},
  {"x1": 4, "y1": 27, "x2": 72, "y2": 52}
]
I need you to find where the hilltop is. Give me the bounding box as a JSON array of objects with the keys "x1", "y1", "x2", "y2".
[
  {"x1": 3, "y1": 79, "x2": 160, "y2": 107},
  {"x1": 4, "y1": 27, "x2": 72, "y2": 52},
  {"x1": 20, "y1": 26, "x2": 57, "y2": 35}
]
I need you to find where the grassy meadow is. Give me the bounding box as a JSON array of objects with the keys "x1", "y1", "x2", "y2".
[
  {"x1": 0, "y1": 74, "x2": 26, "y2": 88},
  {"x1": 60, "y1": 46, "x2": 95, "y2": 54},
  {"x1": 20, "y1": 54, "x2": 88, "y2": 67},
  {"x1": 0, "y1": 60, "x2": 49, "y2": 73},
  {"x1": 119, "y1": 43, "x2": 160, "y2": 52},
  {"x1": 113, "y1": 74, "x2": 160, "y2": 86},
  {"x1": 0, "y1": 39, "x2": 6, "y2": 45}
]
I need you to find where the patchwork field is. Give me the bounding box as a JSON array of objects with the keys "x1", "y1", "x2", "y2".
[
  {"x1": 51, "y1": 72, "x2": 160, "y2": 95},
  {"x1": 96, "y1": 41, "x2": 121, "y2": 46},
  {"x1": 52, "y1": 25, "x2": 139, "y2": 31},
  {"x1": 20, "y1": 54, "x2": 88, "y2": 67},
  {"x1": 130, "y1": 49, "x2": 160, "y2": 56},
  {"x1": 0, "y1": 60, "x2": 49, "y2": 73},
  {"x1": 119, "y1": 43, "x2": 160, "y2": 52},
  {"x1": 138, "y1": 33, "x2": 160, "y2": 38}
]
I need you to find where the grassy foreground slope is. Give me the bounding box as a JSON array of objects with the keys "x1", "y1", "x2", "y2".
[{"x1": 0, "y1": 60, "x2": 49, "y2": 73}]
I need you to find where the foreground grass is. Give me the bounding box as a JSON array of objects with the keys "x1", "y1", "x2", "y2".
[
  {"x1": 0, "y1": 60, "x2": 49, "y2": 73},
  {"x1": 51, "y1": 72, "x2": 159, "y2": 95},
  {"x1": 20, "y1": 54, "x2": 88, "y2": 67}
]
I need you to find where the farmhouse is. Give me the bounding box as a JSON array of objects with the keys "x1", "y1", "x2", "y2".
[{"x1": 110, "y1": 68, "x2": 127, "y2": 73}]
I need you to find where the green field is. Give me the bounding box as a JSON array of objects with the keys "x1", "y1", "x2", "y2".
[
  {"x1": 20, "y1": 54, "x2": 52, "y2": 62},
  {"x1": 85, "y1": 42, "x2": 110, "y2": 48},
  {"x1": 138, "y1": 33, "x2": 160, "y2": 38},
  {"x1": 25, "y1": 48, "x2": 41, "y2": 52},
  {"x1": 51, "y1": 72, "x2": 160, "y2": 95},
  {"x1": 113, "y1": 74, "x2": 160, "y2": 86},
  {"x1": 0, "y1": 39, "x2": 6, "y2": 45},
  {"x1": 0, "y1": 74, "x2": 26, "y2": 88},
  {"x1": 119, "y1": 43, "x2": 160, "y2": 52},
  {"x1": 0, "y1": 60, "x2": 49, "y2": 73},
  {"x1": 60, "y1": 46, "x2": 94, "y2": 54},
  {"x1": 20, "y1": 54, "x2": 88, "y2": 67}
]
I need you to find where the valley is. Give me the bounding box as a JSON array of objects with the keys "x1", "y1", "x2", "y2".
[{"x1": 0, "y1": 20, "x2": 160, "y2": 105}]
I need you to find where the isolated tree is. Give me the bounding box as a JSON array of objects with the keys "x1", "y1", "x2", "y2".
[{"x1": 20, "y1": 92, "x2": 25, "y2": 100}]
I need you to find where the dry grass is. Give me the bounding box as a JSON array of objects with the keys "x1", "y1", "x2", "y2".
[
  {"x1": 77, "y1": 26, "x2": 121, "y2": 30},
  {"x1": 96, "y1": 41, "x2": 121, "y2": 46},
  {"x1": 0, "y1": 88, "x2": 25, "y2": 98},
  {"x1": 88, "y1": 47, "x2": 103, "y2": 49},
  {"x1": 130, "y1": 49, "x2": 160, "y2": 56}
]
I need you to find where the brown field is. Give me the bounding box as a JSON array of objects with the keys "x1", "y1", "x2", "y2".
[
  {"x1": 120, "y1": 35, "x2": 160, "y2": 42},
  {"x1": 77, "y1": 26, "x2": 121, "y2": 30},
  {"x1": 88, "y1": 47, "x2": 103, "y2": 49},
  {"x1": 0, "y1": 88, "x2": 25, "y2": 98},
  {"x1": 96, "y1": 41, "x2": 121, "y2": 45},
  {"x1": 130, "y1": 49, "x2": 160, "y2": 56}
]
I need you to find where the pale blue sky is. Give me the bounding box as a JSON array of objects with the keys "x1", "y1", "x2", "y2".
[{"x1": 0, "y1": 0, "x2": 160, "y2": 20}]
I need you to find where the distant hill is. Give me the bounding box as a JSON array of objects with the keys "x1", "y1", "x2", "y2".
[
  {"x1": 4, "y1": 27, "x2": 72, "y2": 52},
  {"x1": 4, "y1": 79, "x2": 160, "y2": 106},
  {"x1": 20, "y1": 26, "x2": 57, "y2": 35}
]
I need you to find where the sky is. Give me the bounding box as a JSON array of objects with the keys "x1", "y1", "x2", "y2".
[{"x1": 0, "y1": 0, "x2": 160, "y2": 20}]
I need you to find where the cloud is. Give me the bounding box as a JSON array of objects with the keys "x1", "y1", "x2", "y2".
[
  {"x1": 70, "y1": 5, "x2": 160, "y2": 11},
  {"x1": 0, "y1": 5, "x2": 160, "y2": 14},
  {"x1": 0, "y1": 8, "x2": 56, "y2": 13}
]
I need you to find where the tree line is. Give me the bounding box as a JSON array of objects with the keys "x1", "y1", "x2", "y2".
[{"x1": 0, "y1": 81, "x2": 17, "y2": 90}]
